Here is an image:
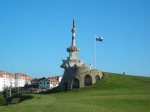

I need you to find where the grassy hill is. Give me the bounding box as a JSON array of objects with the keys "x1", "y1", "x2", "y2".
[{"x1": 0, "y1": 72, "x2": 150, "y2": 112}]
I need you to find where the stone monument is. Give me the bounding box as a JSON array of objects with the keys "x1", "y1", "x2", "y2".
[{"x1": 59, "y1": 19, "x2": 103, "y2": 91}]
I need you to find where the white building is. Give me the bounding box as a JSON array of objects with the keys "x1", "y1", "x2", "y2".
[
  {"x1": 57, "y1": 76, "x2": 62, "y2": 83},
  {"x1": 0, "y1": 72, "x2": 15, "y2": 91},
  {"x1": 14, "y1": 73, "x2": 32, "y2": 87},
  {"x1": 0, "y1": 76, "x2": 4, "y2": 92},
  {"x1": 0, "y1": 71, "x2": 32, "y2": 92},
  {"x1": 39, "y1": 78, "x2": 52, "y2": 89},
  {"x1": 39, "y1": 78, "x2": 58, "y2": 90},
  {"x1": 39, "y1": 76, "x2": 62, "y2": 90}
]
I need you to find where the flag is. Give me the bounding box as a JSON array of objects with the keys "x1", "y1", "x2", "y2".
[{"x1": 96, "y1": 36, "x2": 103, "y2": 41}]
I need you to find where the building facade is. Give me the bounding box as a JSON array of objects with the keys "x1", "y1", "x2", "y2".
[
  {"x1": 0, "y1": 71, "x2": 32, "y2": 92},
  {"x1": 39, "y1": 76, "x2": 62, "y2": 90}
]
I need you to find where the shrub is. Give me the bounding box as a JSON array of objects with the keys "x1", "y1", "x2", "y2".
[{"x1": 0, "y1": 93, "x2": 6, "y2": 106}]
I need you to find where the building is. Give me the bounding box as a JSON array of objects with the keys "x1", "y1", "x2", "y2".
[
  {"x1": 39, "y1": 77, "x2": 60, "y2": 90},
  {"x1": 31, "y1": 78, "x2": 40, "y2": 88},
  {"x1": 14, "y1": 73, "x2": 32, "y2": 87},
  {"x1": 31, "y1": 76, "x2": 62, "y2": 90},
  {"x1": 0, "y1": 71, "x2": 32, "y2": 92},
  {"x1": 59, "y1": 20, "x2": 103, "y2": 91},
  {"x1": 0, "y1": 71, "x2": 15, "y2": 91},
  {"x1": 48, "y1": 76, "x2": 62, "y2": 84}
]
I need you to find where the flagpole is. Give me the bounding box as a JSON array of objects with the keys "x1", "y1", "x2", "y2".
[
  {"x1": 94, "y1": 35, "x2": 96, "y2": 70},
  {"x1": 94, "y1": 35, "x2": 97, "y2": 79},
  {"x1": 94, "y1": 35, "x2": 103, "y2": 72}
]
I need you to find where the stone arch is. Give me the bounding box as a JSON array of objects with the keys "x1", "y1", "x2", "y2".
[
  {"x1": 72, "y1": 78, "x2": 80, "y2": 89},
  {"x1": 84, "y1": 75, "x2": 92, "y2": 86},
  {"x1": 62, "y1": 82, "x2": 68, "y2": 91},
  {"x1": 95, "y1": 75, "x2": 100, "y2": 82}
]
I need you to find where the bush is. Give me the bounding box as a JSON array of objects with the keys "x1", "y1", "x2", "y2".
[{"x1": 0, "y1": 93, "x2": 6, "y2": 106}]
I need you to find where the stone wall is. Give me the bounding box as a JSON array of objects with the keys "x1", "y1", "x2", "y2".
[{"x1": 58, "y1": 66, "x2": 103, "y2": 91}]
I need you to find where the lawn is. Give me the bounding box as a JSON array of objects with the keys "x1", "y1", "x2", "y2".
[{"x1": 0, "y1": 73, "x2": 150, "y2": 112}]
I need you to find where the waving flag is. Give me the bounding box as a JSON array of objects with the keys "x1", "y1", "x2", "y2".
[{"x1": 96, "y1": 36, "x2": 103, "y2": 41}]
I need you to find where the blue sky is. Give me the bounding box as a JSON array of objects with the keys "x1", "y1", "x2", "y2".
[{"x1": 0, "y1": 0, "x2": 150, "y2": 77}]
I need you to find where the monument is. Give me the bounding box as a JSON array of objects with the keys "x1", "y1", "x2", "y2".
[{"x1": 59, "y1": 19, "x2": 103, "y2": 91}]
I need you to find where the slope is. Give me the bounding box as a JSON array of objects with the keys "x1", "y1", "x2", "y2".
[{"x1": 0, "y1": 72, "x2": 150, "y2": 112}]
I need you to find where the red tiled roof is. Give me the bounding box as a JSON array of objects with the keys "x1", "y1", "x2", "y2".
[
  {"x1": 47, "y1": 76, "x2": 62, "y2": 82},
  {"x1": 0, "y1": 71, "x2": 32, "y2": 80},
  {"x1": 47, "y1": 78, "x2": 58, "y2": 82}
]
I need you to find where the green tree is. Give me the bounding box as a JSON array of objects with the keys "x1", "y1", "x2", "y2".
[{"x1": 0, "y1": 92, "x2": 6, "y2": 106}]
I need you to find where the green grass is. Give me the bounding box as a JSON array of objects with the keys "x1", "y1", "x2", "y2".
[{"x1": 0, "y1": 73, "x2": 150, "y2": 112}]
